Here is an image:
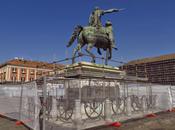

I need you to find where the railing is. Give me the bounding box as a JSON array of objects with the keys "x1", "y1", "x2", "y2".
[{"x1": 52, "y1": 53, "x2": 126, "y2": 66}]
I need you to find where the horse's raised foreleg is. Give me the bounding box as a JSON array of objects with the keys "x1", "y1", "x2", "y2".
[{"x1": 85, "y1": 43, "x2": 95, "y2": 63}]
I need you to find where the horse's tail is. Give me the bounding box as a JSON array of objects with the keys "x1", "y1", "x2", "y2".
[{"x1": 67, "y1": 25, "x2": 83, "y2": 47}]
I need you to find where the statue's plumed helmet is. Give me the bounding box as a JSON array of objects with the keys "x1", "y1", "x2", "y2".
[{"x1": 105, "y1": 21, "x2": 112, "y2": 26}]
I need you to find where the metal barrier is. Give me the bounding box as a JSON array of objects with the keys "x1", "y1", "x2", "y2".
[
  {"x1": 0, "y1": 82, "x2": 41, "y2": 130},
  {"x1": 38, "y1": 77, "x2": 175, "y2": 130},
  {"x1": 0, "y1": 77, "x2": 174, "y2": 130}
]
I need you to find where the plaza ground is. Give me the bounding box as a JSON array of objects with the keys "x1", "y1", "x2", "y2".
[
  {"x1": 0, "y1": 116, "x2": 29, "y2": 130},
  {"x1": 1, "y1": 111, "x2": 175, "y2": 130},
  {"x1": 89, "y1": 111, "x2": 175, "y2": 130}
]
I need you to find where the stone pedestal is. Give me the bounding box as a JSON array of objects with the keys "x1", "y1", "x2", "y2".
[
  {"x1": 57, "y1": 62, "x2": 148, "y2": 83},
  {"x1": 58, "y1": 62, "x2": 124, "y2": 79}
]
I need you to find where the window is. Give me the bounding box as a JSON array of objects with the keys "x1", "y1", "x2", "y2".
[
  {"x1": 12, "y1": 67, "x2": 17, "y2": 73},
  {"x1": 36, "y1": 70, "x2": 42, "y2": 75},
  {"x1": 42, "y1": 71, "x2": 49, "y2": 75},
  {"x1": 0, "y1": 73, "x2": 2, "y2": 81},
  {"x1": 21, "y1": 69, "x2": 26, "y2": 74},
  {"x1": 45, "y1": 71, "x2": 49, "y2": 75},
  {"x1": 29, "y1": 78, "x2": 34, "y2": 81},
  {"x1": 21, "y1": 77, "x2": 25, "y2": 82},
  {"x1": 30, "y1": 70, "x2": 35, "y2": 75},
  {"x1": 3, "y1": 72, "x2": 6, "y2": 80},
  {"x1": 11, "y1": 76, "x2": 17, "y2": 82}
]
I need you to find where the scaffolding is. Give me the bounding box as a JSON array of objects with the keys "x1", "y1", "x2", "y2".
[{"x1": 121, "y1": 55, "x2": 175, "y2": 85}]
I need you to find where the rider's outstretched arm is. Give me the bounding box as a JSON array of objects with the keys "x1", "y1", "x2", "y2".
[{"x1": 103, "y1": 8, "x2": 124, "y2": 14}]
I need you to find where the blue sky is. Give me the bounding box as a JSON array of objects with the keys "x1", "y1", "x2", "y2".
[{"x1": 0, "y1": 0, "x2": 174, "y2": 65}]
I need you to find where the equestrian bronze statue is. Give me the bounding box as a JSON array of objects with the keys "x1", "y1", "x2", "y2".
[{"x1": 67, "y1": 7, "x2": 124, "y2": 64}]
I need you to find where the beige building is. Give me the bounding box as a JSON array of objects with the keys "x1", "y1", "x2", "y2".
[{"x1": 0, "y1": 58, "x2": 63, "y2": 83}]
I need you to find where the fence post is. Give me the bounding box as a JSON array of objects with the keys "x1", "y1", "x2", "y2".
[
  {"x1": 19, "y1": 84, "x2": 24, "y2": 121},
  {"x1": 74, "y1": 99, "x2": 82, "y2": 130},
  {"x1": 168, "y1": 86, "x2": 173, "y2": 111},
  {"x1": 142, "y1": 96, "x2": 147, "y2": 114},
  {"x1": 104, "y1": 99, "x2": 112, "y2": 121},
  {"x1": 126, "y1": 96, "x2": 132, "y2": 116},
  {"x1": 42, "y1": 76, "x2": 47, "y2": 130},
  {"x1": 50, "y1": 96, "x2": 57, "y2": 118}
]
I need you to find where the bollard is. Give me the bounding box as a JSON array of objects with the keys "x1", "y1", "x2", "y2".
[
  {"x1": 104, "y1": 99, "x2": 112, "y2": 122},
  {"x1": 126, "y1": 96, "x2": 132, "y2": 116},
  {"x1": 142, "y1": 96, "x2": 147, "y2": 114},
  {"x1": 168, "y1": 87, "x2": 173, "y2": 111},
  {"x1": 74, "y1": 99, "x2": 82, "y2": 130},
  {"x1": 50, "y1": 96, "x2": 57, "y2": 118},
  {"x1": 154, "y1": 95, "x2": 159, "y2": 110}
]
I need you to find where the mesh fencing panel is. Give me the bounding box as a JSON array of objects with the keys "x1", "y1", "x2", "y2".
[
  {"x1": 123, "y1": 83, "x2": 173, "y2": 112},
  {"x1": 152, "y1": 85, "x2": 172, "y2": 111},
  {"x1": 38, "y1": 77, "x2": 175, "y2": 130},
  {"x1": 0, "y1": 82, "x2": 40, "y2": 130}
]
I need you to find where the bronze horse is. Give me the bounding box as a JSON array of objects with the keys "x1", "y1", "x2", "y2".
[{"x1": 67, "y1": 25, "x2": 116, "y2": 63}]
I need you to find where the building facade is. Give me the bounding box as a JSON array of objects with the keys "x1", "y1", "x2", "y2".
[
  {"x1": 0, "y1": 58, "x2": 63, "y2": 83},
  {"x1": 120, "y1": 53, "x2": 175, "y2": 85}
]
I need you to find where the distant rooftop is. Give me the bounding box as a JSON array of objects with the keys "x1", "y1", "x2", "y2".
[
  {"x1": 0, "y1": 58, "x2": 64, "y2": 70},
  {"x1": 126, "y1": 53, "x2": 175, "y2": 65}
]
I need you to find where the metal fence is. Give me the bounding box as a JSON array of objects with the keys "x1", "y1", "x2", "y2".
[
  {"x1": 39, "y1": 77, "x2": 175, "y2": 130},
  {"x1": 0, "y1": 77, "x2": 174, "y2": 130},
  {"x1": 0, "y1": 82, "x2": 40, "y2": 130}
]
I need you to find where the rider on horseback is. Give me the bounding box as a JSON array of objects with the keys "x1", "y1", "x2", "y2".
[
  {"x1": 67, "y1": 7, "x2": 124, "y2": 63},
  {"x1": 89, "y1": 7, "x2": 120, "y2": 29},
  {"x1": 89, "y1": 7, "x2": 123, "y2": 49}
]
